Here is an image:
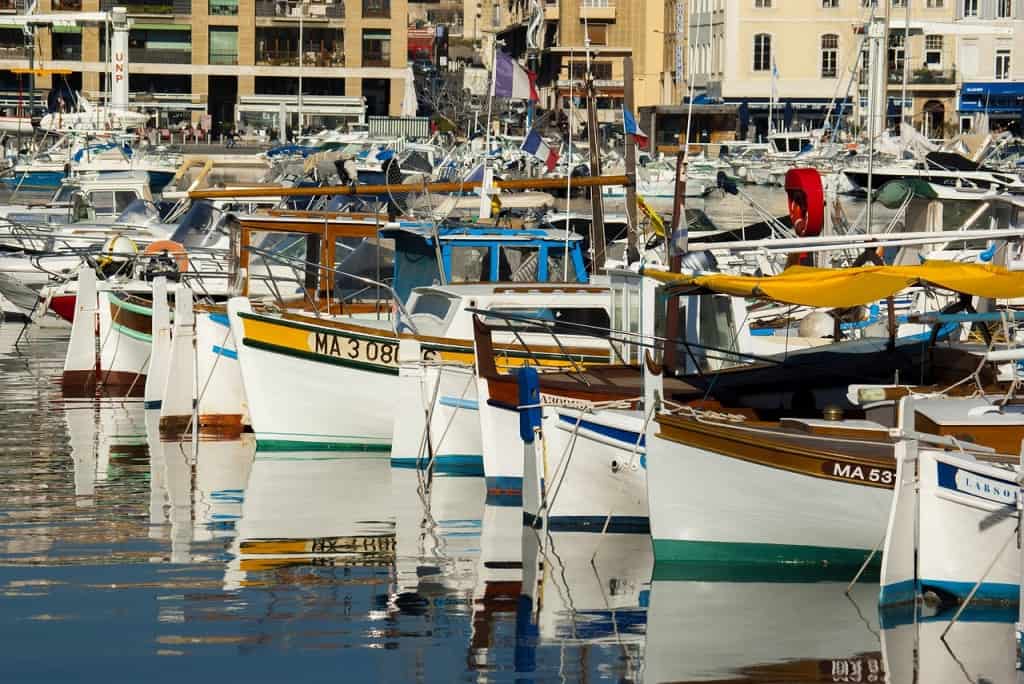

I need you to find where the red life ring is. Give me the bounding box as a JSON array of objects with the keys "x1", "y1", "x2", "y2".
[{"x1": 785, "y1": 168, "x2": 824, "y2": 237}]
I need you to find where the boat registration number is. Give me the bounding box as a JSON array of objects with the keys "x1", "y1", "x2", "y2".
[
  {"x1": 310, "y1": 331, "x2": 399, "y2": 366},
  {"x1": 821, "y1": 460, "x2": 895, "y2": 487}
]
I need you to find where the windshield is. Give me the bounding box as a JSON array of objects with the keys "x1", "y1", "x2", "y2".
[
  {"x1": 115, "y1": 198, "x2": 161, "y2": 225},
  {"x1": 168, "y1": 201, "x2": 222, "y2": 248}
]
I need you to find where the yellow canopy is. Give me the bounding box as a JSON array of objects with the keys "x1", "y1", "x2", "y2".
[{"x1": 644, "y1": 262, "x2": 1024, "y2": 308}]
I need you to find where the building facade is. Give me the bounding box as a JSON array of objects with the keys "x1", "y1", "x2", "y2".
[
  {"x1": 0, "y1": 0, "x2": 410, "y2": 131},
  {"x1": 465, "y1": 0, "x2": 682, "y2": 124},
  {"x1": 689, "y1": 0, "x2": 971, "y2": 141}
]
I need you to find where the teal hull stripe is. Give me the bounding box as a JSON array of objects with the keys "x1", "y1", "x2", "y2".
[
  {"x1": 256, "y1": 438, "x2": 391, "y2": 452},
  {"x1": 390, "y1": 454, "x2": 483, "y2": 475},
  {"x1": 111, "y1": 322, "x2": 152, "y2": 343},
  {"x1": 652, "y1": 538, "x2": 878, "y2": 569},
  {"x1": 109, "y1": 294, "x2": 153, "y2": 317}
]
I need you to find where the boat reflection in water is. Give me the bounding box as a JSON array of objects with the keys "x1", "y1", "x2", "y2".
[
  {"x1": 644, "y1": 572, "x2": 882, "y2": 683},
  {"x1": 882, "y1": 603, "x2": 1017, "y2": 684},
  {"x1": 223, "y1": 453, "x2": 395, "y2": 590},
  {"x1": 472, "y1": 501, "x2": 651, "y2": 679},
  {"x1": 144, "y1": 414, "x2": 254, "y2": 563},
  {"x1": 66, "y1": 399, "x2": 149, "y2": 502}
]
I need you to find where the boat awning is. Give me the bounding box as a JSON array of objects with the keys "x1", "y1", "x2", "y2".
[
  {"x1": 959, "y1": 82, "x2": 1024, "y2": 113},
  {"x1": 644, "y1": 262, "x2": 1024, "y2": 308}
]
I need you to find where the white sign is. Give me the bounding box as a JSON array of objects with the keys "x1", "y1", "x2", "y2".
[
  {"x1": 954, "y1": 468, "x2": 1017, "y2": 505},
  {"x1": 464, "y1": 68, "x2": 489, "y2": 97}
]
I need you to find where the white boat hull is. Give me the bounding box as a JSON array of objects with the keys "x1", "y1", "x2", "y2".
[{"x1": 646, "y1": 425, "x2": 891, "y2": 566}]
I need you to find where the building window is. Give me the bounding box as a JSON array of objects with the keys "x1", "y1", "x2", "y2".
[
  {"x1": 362, "y1": 29, "x2": 391, "y2": 66},
  {"x1": 892, "y1": 0, "x2": 906, "y2": 7},
  {"x1": 888, "y1": 33, "x2": 904, "y2": 77},
  {"x1": 209, "y1": 27, "x2": 238, "y2": 65},
  {"x1": 754, "y1": 0, "x2": 771, "y2": 7},
  {"x1": 52, "y1": 31, "x2": 82, "y2": 61},
  {"x1": 998, "y1": 0, "x2": 1012, "y2": 18},
  {"x1": 924, "y1": 35, "x2": 942, "y2": 67},
  {"x1": 569, "y1": 61, "x2": 612, "y2": 80},
  {"x1": 586, "y1": 23, "x2": 607, "y2": 46},
  {"x1": 821, "y1": 34, "x2": 838, "y2": 78},
  {"x1": 753, "y1": 33, "x2": 771, "y2": 71},
  {"x1": 926, "y1": 0, "x2": 944, "y2": 7},
  {"x1": 996, "y1": 49, "x2": 1011, "y2": 80},
  {"x1": 822, "y1": 0, "x2": 837, "y2": 7},
  {"x1": 362, "y1": 0, "x2": 390, "y2": 18},
  {"x1": 964, "y1": 0, "x2": 978, "y2": 17}
]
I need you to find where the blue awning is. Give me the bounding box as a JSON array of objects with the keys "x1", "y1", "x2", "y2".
[
  {"x1": 961, "y1": 82, "x2": 1024, "y2": 97},
  {"x1": 959, "y1": 82, "x2": 1024, "y2": 113}
]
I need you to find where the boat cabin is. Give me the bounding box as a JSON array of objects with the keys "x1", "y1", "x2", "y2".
[
  {"x1": 381, "y1": 222, "x2": 589, "y2": 304},
  {"x1": 5, "y1": 171, "x2": 153, "y2": 226}
]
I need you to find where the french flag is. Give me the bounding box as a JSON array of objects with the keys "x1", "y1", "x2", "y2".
[
  {"x1": 623, "y1": 108, "x2": 649, "y2": 147},
  {"x1": 522, "y1": 129, "x2": 559, "y2": 171},
  {"x1": 493, "y1": 51, "x2": 539, "y2": 101}
]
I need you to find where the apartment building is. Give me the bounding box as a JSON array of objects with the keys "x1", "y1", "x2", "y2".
[
  {"x1": 954, "y1": 0, "x2": 1023, "y2": 134},
  {"x1": 465, "y1": 0, "x2": 681, "y2": 123},
  {"x1": 0, "y1": 0, "x2": 409, "y2": 131},
  {"x1": 689, "y1": 0, "x2": 966, "y2": 140}
]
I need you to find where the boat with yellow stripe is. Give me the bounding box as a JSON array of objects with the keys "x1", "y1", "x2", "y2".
[{"x1": 229, "y1": 283, "x2": 611, "y2": 453}]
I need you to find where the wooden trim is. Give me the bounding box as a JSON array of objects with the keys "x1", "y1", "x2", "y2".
[
  {"x1": 655, "y1": 413, "x2": 896, "y2": 489},
  {"x1": 915, "y1": 412, "x2": 1024, "y2": 457}
]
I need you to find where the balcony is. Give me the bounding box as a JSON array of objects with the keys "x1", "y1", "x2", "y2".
[
  {"x1": 256, "y1": 48, "x2": 343, "y2": 66},
  {"x1": 887, "y1": 67, "x2": 956, "y2": 86},
  {"x1": 52, "y1": 0, "x2": 83, "y2": 10},
  {"x1": 100, "y1": 0, "x2": 174, "y2": 13},
  {"x1": 209, "y1": 51, "x2": 238, "y2": 64},
  {"x1": 256, "y1": 0, "x2": 343, "y2": 19},
  {"x1": 256, "y1": 48, "x2": 299, "y2": 66},
  {"x1": 0, "y1": 44, "x2": 28, "y2": 59},
  {"x1": 209, "y1": 0, "x2": 238, "y2": 15},
  {"x1": 129, "y1": 47, "x2": 191, "y2": 63},
  {"x1": 580, "y1": 0, "x2": 614, "y2": 21}
]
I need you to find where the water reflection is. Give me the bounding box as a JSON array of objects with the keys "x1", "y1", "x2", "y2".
[
  {"x1": 3, "y1": 323, "x2": 1020, "y2": 680},
  {"x1": 645, "y1": 577, "x2": 881, "y2": 683},
  {"x1": 882, "y1": 605, "x2": 1017, "y2": 684},
  {"x1": 473, "y1": 501, "x2": 652, "y2": 679}
]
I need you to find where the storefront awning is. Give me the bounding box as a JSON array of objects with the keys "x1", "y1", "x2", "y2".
[{"x1": 959, "y1": 82, "x2": 1024, "y2": 113}]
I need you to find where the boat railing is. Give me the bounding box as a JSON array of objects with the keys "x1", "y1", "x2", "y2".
[{"x1": 244, "y1": 244, "x2": 409, "y2": 329}]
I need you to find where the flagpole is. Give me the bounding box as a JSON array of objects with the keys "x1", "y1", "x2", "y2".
[
  {"x1": 564, "y1": 49, "x2": 573, "y2": 281},
  {"x1": 481, "y1": 36, "x2": 499, "y2": 219}
]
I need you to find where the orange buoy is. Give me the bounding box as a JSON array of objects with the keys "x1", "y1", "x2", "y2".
[{"x1": 143, "y1": 240, "x2": 189, "y2": 273}]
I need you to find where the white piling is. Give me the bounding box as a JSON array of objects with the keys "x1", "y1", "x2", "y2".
[
  {"x1": 159, "y1": 286, "x2": 196, "y2": 435},
  {"x1": 144, "y1": 277, "x2": 171, "y2": 410}
]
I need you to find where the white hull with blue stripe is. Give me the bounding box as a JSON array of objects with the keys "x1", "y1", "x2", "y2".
[
  {"x1": 881, "y1": 432, "x2": 1021, "y2": 608},
  {"x1": 390, "y1": 360, "x2": 482, "y2": 476},
  {"x1": 523, "y1": 406, "x2": 649, "y2": 533}
]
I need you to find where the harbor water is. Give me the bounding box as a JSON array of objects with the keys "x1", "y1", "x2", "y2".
[{"x1": 0, "y1": 189, "x2": 1016, "y2": 682}]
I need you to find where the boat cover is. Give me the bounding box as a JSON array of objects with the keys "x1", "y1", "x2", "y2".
[{"x1": 644, "y1": 261, "x2": 1024, "y2": 308}]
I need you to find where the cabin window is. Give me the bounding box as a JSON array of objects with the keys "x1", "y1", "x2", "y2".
[
  {"x1": 88, "y1": 191, "x2": 115, "y2": 215},
  {"x1": 546, "y1": 246, "x2": 578, "y2": 282},
  {"x1": 449, "y1": 246, "x2": 491, "y2": 283},
  {"x1": 409, "y1": 292, "x2": 455, "y2": 320},
  {"x1": 490, "y1": 307, "x2": 610, "y2": 338},
  {"x1": 698, "y1": 294, "x2": 737, "y2": 371},
  {"x1": 498, "y1": 246, "x2": 539, "y2": 281}
]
